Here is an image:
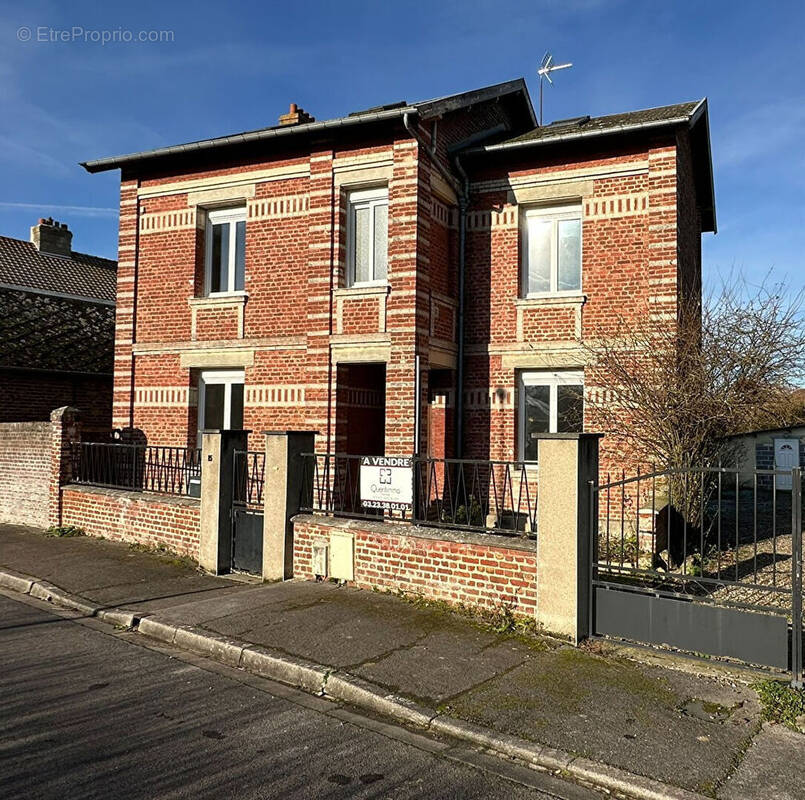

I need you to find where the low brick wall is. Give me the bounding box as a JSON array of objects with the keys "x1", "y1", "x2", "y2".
[
  {"x1": 0, "y1": 421, "x2": 51, "y2": 527},
  {"x1": 292, "y1": 514, "x2": 538, "y2": 617},
  {"x1": 61, "y1": 485, "x2": 201, "y2": 559}
]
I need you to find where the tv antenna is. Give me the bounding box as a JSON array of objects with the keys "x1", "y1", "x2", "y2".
[{"x1": 538, "y1": 52, "x2": 573, "y2": 125}]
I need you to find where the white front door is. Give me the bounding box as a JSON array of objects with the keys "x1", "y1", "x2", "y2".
[{"x1": 774, "y1": 438, "x2": 799, "y2": 490}]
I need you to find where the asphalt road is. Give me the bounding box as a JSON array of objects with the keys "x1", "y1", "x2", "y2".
[{"x1": 0, "y1": 591, "x2": 599, "y2": 800}]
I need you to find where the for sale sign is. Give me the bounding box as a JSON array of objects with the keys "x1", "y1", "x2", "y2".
[{"x1": 360, "y1": 456, "x2": 413, "y2": 511}]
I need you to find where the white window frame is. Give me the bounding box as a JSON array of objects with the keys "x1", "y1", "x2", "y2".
[
  {"x1": 521, "y1": 203, "x2": 582, "y2": 298},
  {"x1": 346, "y1": 187, "x2": 389, "y2": 288},
  {"x1": 204, "y1": 207, "x2": 247, "y2": 296},
  {"x1": 198, "y1": 370, "x2": 245, "y2": 437},
  {"x1": 518, "y1": 370, "x2": 584, "y2": 459}
]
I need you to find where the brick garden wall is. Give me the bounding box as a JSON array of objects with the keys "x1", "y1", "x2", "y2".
[
  {"x1": 0, "y1": 421, "x2": 51, "y2": 527},
  {"x1": 293, "y1": 514, "x2": 538, "y2": 617},
  {"x1": 60, "y1": 485, "x2": 201, "y2": 559},
  {"x1": 0, "y1": 369, "x2": 112, "y2": 431}
]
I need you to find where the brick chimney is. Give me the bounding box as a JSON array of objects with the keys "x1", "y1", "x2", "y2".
[
  {"x1": 278, "y1": 103, "x2": 314, "y2": 126},
  {"x1": 30, "y1": 217, "x2": 73, "y2": 257}
]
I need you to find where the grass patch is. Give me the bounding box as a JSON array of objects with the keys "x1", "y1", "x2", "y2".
[
  {"x1": 127, "y1": 542, "x2": 198, "y2": 569},
  {"x1": 390, "y1": 589, "x2": 549, "y2": 647},
  {"x1": 753, "y1": 679, "x2": 805, "y2": 730},
  {"x1": 45, "y1": 525, "x2": 85, "y2": 538}
]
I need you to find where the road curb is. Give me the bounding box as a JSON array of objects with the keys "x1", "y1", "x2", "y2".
[
  {"x1": 0, "y1": 566, "x2": 709, "y2": 800},
  {"x1": 0, "y1": 567, "x2": 35, "y2": 595},
  {"x1": 240, "y1": 645, "x2": 329, "y2": 695},
  {"x1": 325, "y1": 671, "x2": 437, "y2": 729}
]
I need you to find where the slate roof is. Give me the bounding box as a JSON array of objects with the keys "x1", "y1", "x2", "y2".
[
  {"x1": 0, "y1": 235, "x2": 116, "y2": 302},
  {"x1": 81, "y1": 79, "x2": 536, "y2": 173},
  {"x1": 472, "y1": 98, "x2": 716, "y2": 233},
  {"x1": 0, "y1": 289, "x2": 115, "y2": 374},
  {"x1": 485, "y1": 100, "x2": 704, "y2": 148}
]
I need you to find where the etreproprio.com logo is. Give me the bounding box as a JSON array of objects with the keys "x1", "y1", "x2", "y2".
[{"x1": 17, "y1": 26, "x2": 175, "y2": 45}]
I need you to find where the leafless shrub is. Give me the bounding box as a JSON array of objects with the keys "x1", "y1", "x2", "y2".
[{"x1": 585, "y1": 273, "x2": 805, "y2": 472}]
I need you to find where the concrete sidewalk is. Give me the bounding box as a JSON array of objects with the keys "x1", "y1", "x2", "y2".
[{"x1": 2, "y1": 523, "x2": 804, "y2": 800}]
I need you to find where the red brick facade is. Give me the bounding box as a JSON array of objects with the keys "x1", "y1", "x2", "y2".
[
  {"x1": 293, "y1": 515, "x2": 538, "y2": 616},
  {"x1": 60, "y1": 485, "x2": 200, "y2": 558},
  {"x1": 96, "y1": 84, "x2": 712, "y2": 471}
]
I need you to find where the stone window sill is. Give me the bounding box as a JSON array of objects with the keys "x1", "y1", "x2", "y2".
[
  {"x1": 515, "y1": 293, "x2": 587, "y2": 308},
  {"x1": 334, "y1": 284, "x2": 390, "y2": 299},
  {"x1": 188, "y1": 292, "x2": 248, "y2": 308}
]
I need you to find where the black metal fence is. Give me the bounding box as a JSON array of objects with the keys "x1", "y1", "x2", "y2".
[
  {"x1": 299, "y1": 453, "x2": 538, "y2": 537},
  {"x1": 233, "y1": 450, "x2": 265, "y2": 507},
  {"x1": 71, "y1": 442, "x2": 201, "y2": 496},
  {"x1": 591, "y1": 465, "x2": 804, "y2": 682},
  {"x1": 594, "y1": 466, "x2": 800, "y2": 612}
]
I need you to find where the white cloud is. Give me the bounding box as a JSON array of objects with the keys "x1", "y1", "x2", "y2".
[
  {"x1": 0, "y1": 201, "x2": 117, "y2": 218},
  {"x1": 714, "y1": 98, "x2": 805, "y2": 170}
]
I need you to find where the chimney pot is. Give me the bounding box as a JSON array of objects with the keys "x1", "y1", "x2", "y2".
[{"x1": 278, "y1": 102, "x2": 315, "y2": 126}]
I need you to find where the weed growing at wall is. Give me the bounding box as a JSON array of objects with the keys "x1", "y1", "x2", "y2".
[{"x1": 45, "y1": 525, "x2": 85, "y2": 538}]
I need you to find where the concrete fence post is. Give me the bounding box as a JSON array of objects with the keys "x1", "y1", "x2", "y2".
[
  {"x1": 535, "y1": 433, "x2": 602, "y2": 643},
  {"x1": 198, "y1": 429, "x2": 249, "y2": 574},
  {"x1": 262, "y1": 431, "x2": 317, "y2": 581},
  {"x1": 48, "y1": 406, "x2": 81, "y2": 528}
]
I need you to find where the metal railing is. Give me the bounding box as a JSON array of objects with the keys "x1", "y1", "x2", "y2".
[
  {"x1": 593, "y1": 465, "x2": 802, "y2": 615},
  {"x1": 71, "y1": 442, "x2": 201, "y2": 496},
  {"x1": 233, "y1": 450, "x2": 265, "y2": 507},
  {"x1": 299, "y1": 453, "x2": 538, "y2": 537},
  {"x1": 414, "y1": 457, "x2": 537, "y2": 535}
]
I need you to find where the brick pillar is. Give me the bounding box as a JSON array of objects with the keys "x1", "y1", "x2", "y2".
[
  {"x1": 48, "y1": 406, "x2": 81, "y2": 527},
  {"x1": 262, "y1": 430, "x2": 316, "y2": 580},
  {"x1": 198, "y1": 429, "x2": 249, "y2": 574},
  {"x1": 535, "y1": 433, "x2": 602, "y2": 643},
  {"x1": 305, "y1": 148, "x2": 336, "y2": 454}
]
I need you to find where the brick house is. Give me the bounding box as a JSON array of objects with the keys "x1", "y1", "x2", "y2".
[
  {"x1": 0, "y1": 219, "x2": 116, "y2": 431},
  {"x1": 81, "y1": 79, "x2": 714, "y2": 471}
]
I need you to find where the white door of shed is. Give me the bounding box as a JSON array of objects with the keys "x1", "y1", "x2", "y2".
[{"x1": 773, "y1": 438, "x2": 799, "y2": 490}]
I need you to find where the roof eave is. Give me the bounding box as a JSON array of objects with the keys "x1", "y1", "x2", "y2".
[
  {"x1": 464, "y1": 98, "x2": 717, "y2": 234},
  {"x1": 466, "y1": 114, "x2": 695, "y2": 155},
  {"x1": 691, "y1": 99, "x2": 717, "y2": 234},
  {"x1": 418, "y1": 78, "x2": 537, "y2": 128},
  {"x1": 80, "y1": 106, "x2": 418, "y2": 174}
]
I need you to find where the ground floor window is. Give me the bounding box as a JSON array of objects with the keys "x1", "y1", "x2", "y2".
[
  {"x1": 518, "y1": 370, "x2": 584, "y2": 460},
  {"x1": 198, "y1": 370, "x2": 245, "y2": 434}
]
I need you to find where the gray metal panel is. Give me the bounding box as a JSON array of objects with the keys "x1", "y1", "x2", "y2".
[
  {"x1": 232, "y1": 509, "x2": 263, "y2": 575},
  {"x1": 594, "y1": 586, "x2": 789, "y2": 670}
]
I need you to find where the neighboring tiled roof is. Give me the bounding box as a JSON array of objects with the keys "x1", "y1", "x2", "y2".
[
  {"x1": 0, "y1": 289, "x2": 114, "y2": 374},
  {"x1": 489, "y1": 101, "x2": 703, "y2": 148},
  {"x1": 0, "y1": 235, "x2": 116, "y2": 302}
]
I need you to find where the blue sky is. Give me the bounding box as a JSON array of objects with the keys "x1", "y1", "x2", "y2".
[{"x1": 0, "y1": 0, "x2": 802, "y2": 293}]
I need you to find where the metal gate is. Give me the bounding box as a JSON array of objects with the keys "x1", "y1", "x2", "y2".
[
  {"x1": 589, "y1": 466, "x2": 803, "y2": 685},
  {"x1": 231, "y1": 449, "x2": 265, "y2": 575}
]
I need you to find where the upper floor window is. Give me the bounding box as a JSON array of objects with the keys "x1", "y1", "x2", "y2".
[
  {"x1": 205, "y1": 208, "x2": 246, "y2": 295},
  {"x1": 518, "y1": 370, "x2": 584, "y2": 461},
  {"x1": 522, "y1": 205, "x2": 581, "y2": 297},
  {"x1": 346, "y1": 187, "x2": 388, "y2": 287}
]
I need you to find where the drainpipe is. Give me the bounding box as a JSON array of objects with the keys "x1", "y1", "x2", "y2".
[
  {"x1": 452, "y1": 154, "x2": 469, "y2": 459},
  {"x1": 402, "y1": 112, "x2": 467, "y2": 458}
]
